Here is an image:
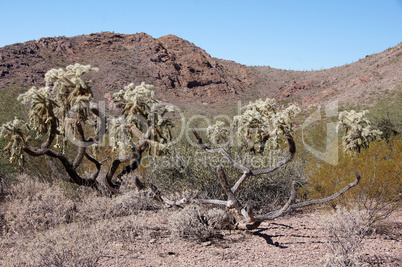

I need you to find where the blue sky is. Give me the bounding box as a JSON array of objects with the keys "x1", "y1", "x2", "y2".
[{"x1": 0, "y1": 0, "x2": 401, "y2": 70}]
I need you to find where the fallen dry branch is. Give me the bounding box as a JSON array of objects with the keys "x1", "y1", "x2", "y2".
[{"x1": 152, "y1": 129, "x2": 362, "y2": 230}]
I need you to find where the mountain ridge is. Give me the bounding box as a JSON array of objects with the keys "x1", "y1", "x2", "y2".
[{"x1": 1, "y1": 32, "x2": 401, "y2": 109}]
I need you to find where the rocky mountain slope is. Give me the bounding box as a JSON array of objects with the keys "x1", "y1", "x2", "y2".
[
  {"x1": 0, "y1": 32, "x2": 251, "y2": 106},
  {"x1": 250, "y1": 43, "x2": 402, "y2": 106},
  {"x1": 0, "y1": 32, "x2": 401, "y2": 109}
]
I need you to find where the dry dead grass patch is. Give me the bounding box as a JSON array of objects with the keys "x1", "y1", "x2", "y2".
[{"x1": 0, "y1": 174, "x2": 157, "y2": 266}]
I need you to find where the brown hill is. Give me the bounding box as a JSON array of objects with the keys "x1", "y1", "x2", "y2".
[
  {"x1": 0, "y1": 32, "x2": 251, "y2": 106},
  {"x1": 250, "y1": 43, "x2": 402, "y2": 106},
  {"x1": 0, "y1": 32, "x2": 401, "y2": 110}
]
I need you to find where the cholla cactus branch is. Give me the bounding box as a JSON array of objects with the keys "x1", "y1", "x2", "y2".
[
  {"x1": 229, "y1": 98, "x2": 300, "y2": 152},
  {"x1": 110, "y1": 82, "x2": 174, "y2": 155},
  {"x1": 337, "y1": 110, "x2": 382, "y2": 153},
  {"x1": 0, "y1": 118, "x2": 29, "y2": 166},
  {"x1": 206, "y1": 121, "x2": 231, "y2": 147}
]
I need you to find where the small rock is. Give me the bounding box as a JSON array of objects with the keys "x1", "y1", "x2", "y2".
[
  {"x1": 202, "y1": 241, "x2": 212, "y2": 246},
  {"x1": 210, "y1": 251, "x2": 220, "y2": 256},
  {"x1": 149, "y1": 239, "x2": 156, "y2": 244}
]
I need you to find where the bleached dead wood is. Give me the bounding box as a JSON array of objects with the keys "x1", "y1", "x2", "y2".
[{"x1": 153, "y1": 129, "x2": 361, "y2": 230}]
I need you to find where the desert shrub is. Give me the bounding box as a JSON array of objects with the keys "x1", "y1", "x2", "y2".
[
  {"x1": 20, "y1": 225, "x2": 104, "y2": 266},
  {"x1": 368, "y1": 90, "x2": 402, "y2": 140},
  {"x1": 72, "y1": 185, "x2": 157, "y2": 222},
  {"x1": 168, "y1": 204, "x2": 231, "y2": 242},
  {"x1": 146, "y1": 143, "x2": 228, "y2": 200},
  {"x1": 237, "y1": 157, "x2": 306, "y2": 213},
  {"x1": 305, "y1": 138, "x2": 401, "y2": 220},
  {"x1": 1, "y1": 215, "x2": 144, "y2": 266},
  {"x1": 103, "y1": 189, "x2": 157, "y2": 217},
  {"x1": 320, "y1": 207, "x2": 372, "y2": 267},
  {"x1": 1, "y1": 174, "x2": 147, "y2": 266}
]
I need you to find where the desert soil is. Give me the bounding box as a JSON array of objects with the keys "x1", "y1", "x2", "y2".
[{"x1": 99, "y1": 209, "x2": 401, "y2": 267}]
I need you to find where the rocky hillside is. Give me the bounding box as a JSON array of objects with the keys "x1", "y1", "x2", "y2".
[
  {"x1": 0, "y1": 32, "x2": 251, "y2": 106},
  {"x1": 250, "y1": 42, "x2": 402, "y2": 106},
  {"x1": 0, "y1": 32, "x2": 401, "y2": 109}
]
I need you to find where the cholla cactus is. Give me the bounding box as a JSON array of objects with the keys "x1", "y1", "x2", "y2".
[
  {"x1": 1, "y1": 64, "x2": 178, "y2": 192},
  {"x1": 0, "y1": 117, "x2": 29, "y2": 166},
  {"x1": 17, "y1": 86, "x2": 59, "y2": 137},
  {"x1": 206, "y1": 121, "x2": 231, "y2": 147},
  {"x1": 16, "y1": 64, "x2": 99, "y2": 152},
  {"x1": 230, "y1": 98, "x2": 300, "y2": 152},
  {"x1": 110, "y1": 82, "x2": 174, "y2": 153},
  {"x1": 337, "y1": 110, "x2": 382, "y2": 153}
]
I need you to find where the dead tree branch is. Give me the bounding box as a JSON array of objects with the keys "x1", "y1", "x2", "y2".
[{"x1": 165, "y1": 129, "x2": 363, "y2": 230}]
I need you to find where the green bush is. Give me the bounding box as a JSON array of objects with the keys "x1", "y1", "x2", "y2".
[
  {"x1": 368, "y1": 90, "x2": 402, "y2": 141},
  {"x1": 305, "y1": 138, "x2": 401, "y2": 219}
]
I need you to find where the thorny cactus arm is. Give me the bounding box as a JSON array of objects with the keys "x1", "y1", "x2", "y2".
[{"x1": 0, "y1": 118, "x2": 30, "y2": 166}]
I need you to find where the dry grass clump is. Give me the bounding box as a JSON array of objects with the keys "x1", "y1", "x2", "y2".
[
  {"x1": 2, "y1": 174, "x2": 158, "y2": 235},
  {"x1": 6, "y1": 223, "x2": 107, "y2": 266},
  {"x1": 107, "y1": 189, "x2": 158, "y2": 216},
  {"x1": 4, "y1": 174, "x2": 76, "y2": 234},
  {"x1": 1, "y1": 215, "x2": 144, "y2": 266},
  {"x1": 320, "y1": 207, "x2": 372, "y2": 267},
  {"x1": 168, "y1": 204, "x2": 232, "y2": 242},
  {"x1": 75, "y1": 188, "x2": 157, "y2": 221},
  {"x1": 0, "y1": 174, "x2": 151, "y2": 266}
]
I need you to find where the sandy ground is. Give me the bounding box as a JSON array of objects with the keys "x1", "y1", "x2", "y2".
[{"x1": 99, "y1": 210, "x2": 401, "y2": 267}]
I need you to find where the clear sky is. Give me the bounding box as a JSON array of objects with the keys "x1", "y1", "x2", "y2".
[{"x1": 0, "y1": 0, "x2": 401, "y2": 70}]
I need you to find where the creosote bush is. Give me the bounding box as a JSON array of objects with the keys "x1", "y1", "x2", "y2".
[
  {"x1": 367, "y1": 89, "x2": 402, "y2": 141},
  {"x1": 305, "y1": 138, "x2": 401, "y2": 220}
]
